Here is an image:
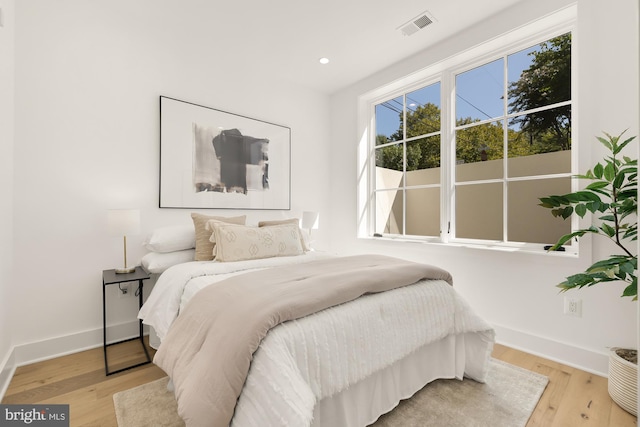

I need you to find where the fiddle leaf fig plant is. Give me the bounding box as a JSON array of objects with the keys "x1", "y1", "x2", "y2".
[{"x1": 539, "y1": 131, "x2": 637, "y2": 300}]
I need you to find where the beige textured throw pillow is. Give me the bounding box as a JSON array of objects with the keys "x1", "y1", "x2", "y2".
[
  {"x1": 258, "y1": 218, "x2": 309, "y2": 251},
  {"x1": 211, "y1": 222, "x2": 304, "y2": 262},
  {"x1": 191, "y1": 213, "x2": 246, "y2": 261}
]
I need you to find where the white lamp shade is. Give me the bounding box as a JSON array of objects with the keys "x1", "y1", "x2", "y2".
[
  {"x1": 108, "y1": 209, "x2": 140, "y2": 237},
  {"x1": 301, "y1": 211, "x2": 319, "y2": 230}
]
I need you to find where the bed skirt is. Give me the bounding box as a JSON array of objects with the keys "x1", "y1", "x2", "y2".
[
  {"x1": 161, "y1": 331, "x2": 493, "y2": 426},
  {"x1": 311, "y1": 331, "x2": 494, "y2": 427}
]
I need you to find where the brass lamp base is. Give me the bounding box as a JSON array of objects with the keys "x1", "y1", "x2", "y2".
[{"x1": 115, "y1": 235, "x2": 135, "y2": 274}]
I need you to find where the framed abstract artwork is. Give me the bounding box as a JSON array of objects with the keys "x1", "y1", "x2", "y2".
[{"x1": 159, "y1": 96, "x2": 291, "y2": 209}]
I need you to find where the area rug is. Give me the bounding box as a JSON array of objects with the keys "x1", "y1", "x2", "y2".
[{"x1": 113, "y1": 359, "x2": 548, "y2": 427}]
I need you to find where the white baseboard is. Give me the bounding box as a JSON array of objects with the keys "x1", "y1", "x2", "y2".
[
  {"x1": 1, "y1": 320, "x2": 611, "y2": 401},
  {"x1": 13, "y1": 320, "x2": 148, "y2": 367},
  {"x1": 493, "y1": 323, "x2": 609, "y2": 377},
  {"x1": 0, "y1": 320, "x2": 147, "y2": 401},
  {"x1": 0, "y1": 346, "x2": 16, "y2": 401}
]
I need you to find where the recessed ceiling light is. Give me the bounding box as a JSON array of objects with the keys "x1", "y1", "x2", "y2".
[{"x1": 319, "y1": 57, "x2": 330, "y2": 65}]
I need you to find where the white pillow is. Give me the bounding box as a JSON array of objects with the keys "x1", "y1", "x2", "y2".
[
  {"x1": 211, "y1": 222, "x2": 304, "y2": 262},
  {"x1": 141, "y1": 249, "x2": 196, "y2": 273},
  {"x1": 143, "y1": 225, "x2": 195, "y2": 253}
]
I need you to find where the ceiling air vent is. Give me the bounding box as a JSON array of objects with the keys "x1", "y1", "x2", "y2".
[{"x1": 398, "y1": 11, "x2": 435, "y2": 36}]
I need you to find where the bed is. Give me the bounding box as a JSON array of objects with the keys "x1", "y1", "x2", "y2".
[{"x1": 137, "y1": 216, "x2": 495, "y2": 427}]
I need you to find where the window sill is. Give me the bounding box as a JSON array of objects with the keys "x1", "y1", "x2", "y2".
[{"x1": 361, "y1": 235, "x2": 579, "y2": 257}]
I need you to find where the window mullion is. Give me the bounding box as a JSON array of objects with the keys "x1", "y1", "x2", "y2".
[
  {"x1": 441, "y1": 72, "x2": 454, "y2": 243},
  {"x1": 502, "y1": 54, "x2": 509, "y2": 243},
  {"x1": 402, "y1": 94, "x2": 407, "y2": 236}
]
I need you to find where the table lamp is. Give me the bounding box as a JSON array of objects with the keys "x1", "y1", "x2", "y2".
[
  {"x1": 108, "y1": 209, "x2": 140, "y2": 274},
  {"x1": 301, "y1": 211, "x2": 320, "y2": 236}
]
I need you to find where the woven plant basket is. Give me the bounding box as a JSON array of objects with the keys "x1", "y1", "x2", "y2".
[{"x1": 608, "y1": 348, "x2": 638, "y2": 416}]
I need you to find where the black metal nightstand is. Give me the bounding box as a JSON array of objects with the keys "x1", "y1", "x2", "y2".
[{"x1": 102, "y1": 266, "x2": 152, "y2": 376}]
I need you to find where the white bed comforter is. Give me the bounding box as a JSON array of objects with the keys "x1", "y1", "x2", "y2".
[
  {"x1": 232, "y1": 278, "x2": 494, "y2": 427},
  {"x1": 138, "y1": 251, "x2": 333, "y2": 341},
  {"x1": 138, "y1": 253, "x2": 495, "y2": 427}
]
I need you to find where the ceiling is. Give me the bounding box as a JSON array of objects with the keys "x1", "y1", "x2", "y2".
[{"x1": 176, "y1": 0, "x2": 526, "y2": 94}]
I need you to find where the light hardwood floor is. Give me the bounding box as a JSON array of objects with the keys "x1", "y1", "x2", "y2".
[{"x1": 2, "y1": 340, "x2": 637, "y2": 427}]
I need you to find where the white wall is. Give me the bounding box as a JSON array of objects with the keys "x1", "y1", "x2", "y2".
[
  {"x1": 10, "y1": 0, "x2": 331, "y2": 364},
  {"x1": 0, "y1": 0, "x2": 15, "y2": 394},
  {"x1": 329, "y1": 0, "x2": 639, "y2": 374}
]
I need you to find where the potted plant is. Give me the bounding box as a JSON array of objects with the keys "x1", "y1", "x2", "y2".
[{"x1": 539, "y1": 130, "x2": 637, "y2": 416}]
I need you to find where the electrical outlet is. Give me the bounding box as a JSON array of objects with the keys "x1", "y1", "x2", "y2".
[
  {"x1": 564, "y1": 297, "x2": 582, "y2": 317},
  {"x1": 117, "y1": 283, "x2": 131, "y2": 299}
]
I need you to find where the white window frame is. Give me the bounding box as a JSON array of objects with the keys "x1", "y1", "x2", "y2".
[{"x1": 357, "y1": 5, "x2": 580, "y2": 255}]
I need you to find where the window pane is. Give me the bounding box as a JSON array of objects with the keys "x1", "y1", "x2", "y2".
[
  {"x1": 375, "y1": 190, "x2": 403, "y2": 235},
  {"x1": 406, "y1": 135, "x2": 441, "y2": 186},
  {"x1": 375, "y1": 96, "x2": 403, "y2": 145},
  {"x1": 508, "y1": 33, "x2": 571, "y2": 114},
  {"x1": 508, "y1": 107, "x2": 571, "y2": 177},
  {"x1": 508, "y1": 107, "x2": 571, "y2": 153},
  {"x1": 406, "y1": 188, "x2": 440, "y2": 237},
  {"x1": 455, "y1": 121, "x2": 504, "y2": 182},
  {"x1": 406, "y1": 83, "x2": 441, "y2": 138},
  {"x1": 456, "y1": 58, "x2": 504, "y2": 123},
  {"x1": 507, "y1": 45, "x2": 538, "y2": 93},
  {"x1": 508, "y1": 178, "x2": 571, "y2": 244},
  {"x1": 375, "y1": 144, "x2": 404, "y2": 189},
  {"x1": 508, "y1": 149, "x2": 571, "y2": 179},
  {"x1": 456, "y1": 183, "x2": 503, "y2": 240}
]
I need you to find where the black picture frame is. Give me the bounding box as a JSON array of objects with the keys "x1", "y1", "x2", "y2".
[{"x1": 159, "y1": 96, "x2": 291, "y2": 209}]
